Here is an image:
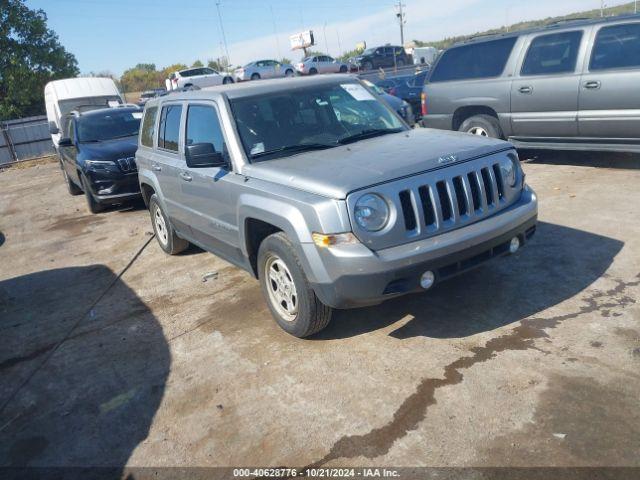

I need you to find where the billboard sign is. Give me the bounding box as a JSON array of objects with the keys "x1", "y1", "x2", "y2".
[{"x1": 290, "y1": 30, "x2": 315, "y2": 50}]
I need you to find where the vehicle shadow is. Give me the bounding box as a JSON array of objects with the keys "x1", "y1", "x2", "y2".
[
  {"x1": 0, "y1": 266, "x2": 169, "y2": 475},
  {"x1": 317, "y1": 222, "x2": 623, "y2": 340},
  {"x1": 519, "y1": 149, "x2": 640, "y2": 170}
]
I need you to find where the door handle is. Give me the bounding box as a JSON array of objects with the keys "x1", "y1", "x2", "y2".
[
  {"x1": 584, "y1": 81, "x2": 601, "y2": 90},
  {"x1": 179, "y1": 172, "x2": 193, "y2": 182},
  {"x1": 518, "y1": 86, "x2": 533, "y2": 94},
  {"x1": 152, "y1": 163, "x2": 162, "y2": 172}
]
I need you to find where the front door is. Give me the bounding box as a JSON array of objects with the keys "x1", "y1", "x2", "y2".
[
  {"x1": 177, "y1": 102, "x2": 243, "y2": 262},
  {"x1": 578, "y1": 22, "x2": 640, "y2": 139},
  {"x1": 510, "y1": 30, "x2": 584, "y2": 138}
]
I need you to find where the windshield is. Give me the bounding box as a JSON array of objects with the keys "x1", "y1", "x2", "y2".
[
  {"x1": 362, "y1": 48, "x2": 376, "y2": 55},
  {"x1": 229, "y1": 82, "x2": 406, "y2": 161},
  {"x1": 77, "y1": 110, "x2": 142, "y2": 142}
]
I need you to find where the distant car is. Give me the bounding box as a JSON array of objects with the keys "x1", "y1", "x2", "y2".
[
  {"x1": 235, "y1": 60, "x2": 296, "y2": 81},
  {"x1": 373, "y1": 76, "x2": 411, "y2": 93},
  {"x1": 362, "y1": 80, "x2": 415, "y2": 127},
  {"x1": 295, "y1": 55, "x2": 349, "y2": 75},
  {"x1": 138, "y1": 89, "x2": 166, "y2": 106},
  {"x1": 166, "y1": 67, "x2": 233, "y2": 90},
  {"x1": 57, "y1": 106, "x2": 143, "y2": 213},
  {"x1": 351, "y1": 45, "x2": 412, "y2": 71},
  {"x1": 387, "y1": 70, "x2": 429, "y2": 120}
]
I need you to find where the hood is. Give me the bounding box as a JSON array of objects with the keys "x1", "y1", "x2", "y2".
[
  {"x1": 79, "y1": 135, "x2": 138, "y2": 160},
  {"x1": 243, "y1": 128, "x2": 512, "y2": 199}
]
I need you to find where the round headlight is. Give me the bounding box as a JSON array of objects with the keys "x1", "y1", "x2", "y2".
[
  {"x1": 354, "y1": 193, "x2": 389, "y2": 231},
  {"x1": 502, "y1": 154, "x2": 518, "y2": 187}
]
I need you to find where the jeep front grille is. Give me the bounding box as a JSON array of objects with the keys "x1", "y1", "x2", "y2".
[
  {"x1": 399, "y1": 162, "x2": 505, "y2": 233},
  {"x1": 117, "y1": 157, "x2": 137, "y2": 172}
]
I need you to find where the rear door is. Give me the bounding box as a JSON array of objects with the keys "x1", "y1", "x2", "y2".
[
  {"x1": 579, "y1": 21, "x2": 640, "y2": 139},
  {"x1": 510, "y1": 30, "x2": 585, "y2": 137},
  {"x1": 178, "y1": 102, "x2": 243, "y2": 262}
]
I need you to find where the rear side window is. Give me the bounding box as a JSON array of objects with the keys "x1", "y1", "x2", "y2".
[
  {"x1": 158, "y1": 105, "x2": 182, "y2": 152},
  {"x1": 430, "y1": 37, "x2": 517, "y2": 82},
  {"x1": 590, "y1": 23, "x2": 640, "y2": 71},
  {"x1": 185, "y1": 105, "x2": 226, "y2": 156},
  {"x1": 140, "y1": 106, "x2": 157, "y2": 147},
  {"x1": 521, "y1": 31, "x2": 583, "y2": 76}
]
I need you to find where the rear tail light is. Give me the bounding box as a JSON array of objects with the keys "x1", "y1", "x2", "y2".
[{"x1": 421, "y1": 92, "x2": 428, "y2": 116}]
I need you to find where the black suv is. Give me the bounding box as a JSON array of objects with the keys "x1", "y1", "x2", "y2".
[
  {"x1": 57, "y1": 106, "x2": 142, "y2": 213},
  {"x1": 352, "y1": 45, "x2": 412, "y2": 71}
]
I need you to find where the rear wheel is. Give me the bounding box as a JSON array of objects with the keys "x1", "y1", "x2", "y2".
[
  {"x1": 80, "y1": 174, "x2": 104, "y2": 214},
  {"x1": 362, "y1": 61, "x2": 373, "y2": 71},
  {"x1": 251, "y1": 73, "x2": 261, "y2": 80},
  {"x1": 339, "y1": 65, "x2": 348, "y2": 73},
  {"x1": 285, "y1": 69, "x2": 294, "y2": 77},
  {"x1": 258, "y1": 232, "x2": 332, "y2": 338},
  {"x1": 459, "y1": 114, "x2": 504, "y2": 139},
  {"x1": 149, "y1": 194, "x2": 188, "y2": 255},
  {"x1": 308, "y1": 68, "x2": 318, "y2": 75},
  {"x1": 222, "y1": 76, "x2": 233, "y2": 84}
]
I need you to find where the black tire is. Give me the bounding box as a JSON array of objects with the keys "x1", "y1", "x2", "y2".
[
  {"x1": 285, "y1": 69, "x2": 294, "y2": 77},
  {"x1": 339, "y1": 65, "x2": 348, "y2": 73},
  {"x1": 148, "y1": 194, "x2": 188, "y2": 255},
  {"x1": 258, "y1": 232, "x2": 332, "y2": 338},
  {"x1": 251, "y1": 73, "x2": 260, "y2": 80},
  {"x1": 459, "y1": 114, "x2": 504, "y2": 139},
  {"x1": 308, "y1": 68, "x2": 318, "y2": 75},
  {"x1": 61, "y1": 163, "x2": 82, "y2": 195},
  {"x1": 80, "y1": 174, "x2": 104, "y2": 214},
  {"x1": 396, "y1": 59, "x2": 405, "y2": 67},
  {"x1": 362, "y1": 61, "x2": 373, "y2": 71},
  {"x1": 223, "y1": 76, "x2": 234, "y2": 84}
]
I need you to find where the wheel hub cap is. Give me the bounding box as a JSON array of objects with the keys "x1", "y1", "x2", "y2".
[{"x1": 265, "y1": 255, "x2": 298, "y2": 321}]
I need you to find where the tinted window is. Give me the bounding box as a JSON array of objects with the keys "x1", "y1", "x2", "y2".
[
  {"x1": 77, "y1": 110, "x2": 141, "y2": 143},
  {"x1": 590, "y1": 23, "x2": 640, "y2": 71},
  {"x1": 159, "y1": 105, "x2": 182, "y2": 152},
  {"x1": 140, "y1": 106, "x2": 158, "y2": 147},
  {"x1": 521, "y1": 31, "x2": 582, "y2": 76},
  {"x1": 67, "y1": 118, "x2": 75, "y2": 139},
  {"x1": 430, "y1": 37, "x2": 517, "y2": 82},
  {"x1": 186, "y1": 105, "x2": 226, "y2": 156}
]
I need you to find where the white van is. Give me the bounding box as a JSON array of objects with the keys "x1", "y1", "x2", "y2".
[{"x1": 44, "y1": 77, "x2": 124, "y2": 148}]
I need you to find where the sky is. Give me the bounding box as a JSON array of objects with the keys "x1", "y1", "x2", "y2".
[{"x1": 26, "y1": 0, "x2": 630, "y2": 76}]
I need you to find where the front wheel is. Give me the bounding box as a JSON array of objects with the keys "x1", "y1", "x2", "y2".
[
  {"x1": 258, "y1": 232, "x2": 332, "y2": 338},
  {"x1": 285, "y1": 69, "x2": 294, "y2": 77},
  {"x1": 459, "y1": 114, "x2": 504, "y2": 139},
  {"x1": 61, "y1": 163, "x2": 82, "y2": 195},
  {"x1": 222, "y1": 76, "x2": 234, "y2": 84},
  {"x1": 308, "y1": 68, "x2": 318, "y2": 75},
  {"x1": 80, "y1": 174, "x2": 104, "y2": 214},
  {"x1": 251, "y1": 73, "x2": 260, "y2": 80},
  {"x1": 339, "y1": 65, "x2": 348, "y2": 73},
  {"x1": 149, "y1": 194, "x2": 188, "y2": 255}
]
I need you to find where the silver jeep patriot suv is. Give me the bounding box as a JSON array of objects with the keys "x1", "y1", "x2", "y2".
[{"x1": 137, "y1": 76, "x2": 538, "y2": 337}]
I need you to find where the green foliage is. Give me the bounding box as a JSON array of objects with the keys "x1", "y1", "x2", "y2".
[
  {"x1": 191, "y1": 59, "x2": 204, "y2": 68},
  {"x1": 0, "y1": 0, "x2": 79, "y2": 120},
  {"x1": 338, "y1": 47, "x2": 364, "y2": 62},
  {"x1": 279, "y1": 58, "x2": 292, "y2": 65},
  {"x1": 120, "y1": 66, "x2": 162, "y2": 93},
  {"x1": 160, "y1": 63, "x2": 188, "y2": 79}
]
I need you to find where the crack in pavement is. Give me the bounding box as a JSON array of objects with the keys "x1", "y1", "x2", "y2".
[{"x1": 308, "y1": 273, "x2": 640, "y2": 467}]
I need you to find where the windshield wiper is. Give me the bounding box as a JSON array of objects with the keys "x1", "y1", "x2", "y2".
[
  {"x1": 251, "y1": 143, "x2": 336, "y2": 159},
  {"x1": 337, "y1": 128, "x2": 403, "y2": 145}
]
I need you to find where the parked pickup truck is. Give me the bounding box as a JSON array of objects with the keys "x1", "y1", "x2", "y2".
[
  {"x1": 137, "y1": 76, "x2": 537, "y2": 337},
  {"x1": 421, "y1": 14, "x2": 640, "y2": 153}
]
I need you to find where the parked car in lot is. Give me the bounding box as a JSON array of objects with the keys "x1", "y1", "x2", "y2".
[
  {"x1": 421, "y1": 14, "x2": 640, "y2": 152},
  {"x1": 362, "y1": 79, "x2": 415, "y2": 126},
  {"x1": 351, "y1": 45, "x2": 412, "y2": 71},
  {"x1": 138, "y1": 88, "x2": 166, "y2": 106},
  {"x1": 296, "y1": 55, "x2": 349, "y2": 75},
  {"x1": 166, "y1": 67, "x2": 234, "y2": 90},
  {"x1": 136, "y1": 75, "x2": 537, "y2": 337},
  {"x1": 58, "y1": 106, "x2": 142, "y2": 213},
  {"x1": 235, "y1": 60, "x2": 296, "y2": 81},
  {"x1": 389, "y1": 70, "x2": 429, "y2": 121}
]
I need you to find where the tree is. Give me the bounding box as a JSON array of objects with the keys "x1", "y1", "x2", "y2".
[
  {"x1": 120, "y1": 65, "x2": 160, "y2": 93},
  {"x1": 191, "y1": 59, "x2": 204, "y2": 68},
  {"x1": 160, "y1": 63, "x2": 188, "y2": 80},
  {"x1": 0, "y1": 0, "x2": 79, "y2": 120},
  {"x1": 279, "y1": 57, "x2": 292, "y2": 65}
]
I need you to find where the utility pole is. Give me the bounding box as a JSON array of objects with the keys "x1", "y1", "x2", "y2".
[
  {"x1": 395, "y1": 2, "x2": 406, "y2": 46},
  {"x1": 215, "y1": 1, "x2": 231, "y2": 69},
  {"x1": 635, "y1": 0, "x2": 638, "y2": 14},
  {"x1": 600, "y1": 0, "x2": 605, "y2": 17}
]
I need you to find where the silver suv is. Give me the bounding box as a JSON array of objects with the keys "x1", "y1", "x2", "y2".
[
  {"x1": 421, "y1": 15, "x2": 640, "y2": 153},
  {"x1": 137, "y1": 76, "x2": 538, "y2": 337}
]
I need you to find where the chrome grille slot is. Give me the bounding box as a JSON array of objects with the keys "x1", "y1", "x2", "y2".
[
  {"x1": 399, "y1": 190, "x2": 417, "y2": 231},
  {"x1": 453, "y1": 176, "x2": 467, "y2": 216},
  {"x1": 418, "y1": 186, "x2": 436, "y2": 226},
  {"x1": 436, "y1": 181, "x2": 452, "y2": 221}
]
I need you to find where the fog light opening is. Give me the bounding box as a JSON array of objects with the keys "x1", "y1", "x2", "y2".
[
  {"x1": 509, "y1": 236, "x2": 520, "y2": 254},
  {"x1": 420, "y1": 271, "x2": 435, "y2": 290}
]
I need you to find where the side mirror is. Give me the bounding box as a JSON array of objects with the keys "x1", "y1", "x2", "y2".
[
  {"x1": 48, "y1": 121, "x2": 59, "y2": 135},
  {"x1": 185, "y1": 143, "x2": 226, "y2": 168},
  {"x1": 58, "y1": 137, "x2": 73, "y2": 147}
]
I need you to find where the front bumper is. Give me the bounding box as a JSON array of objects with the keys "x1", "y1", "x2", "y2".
[
  {"x1": 85, "y1": 169, "x2": 141, "y2": 205},
  {"x1": 308, "y1": 186, "x2": 537, "y2": 308}
]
